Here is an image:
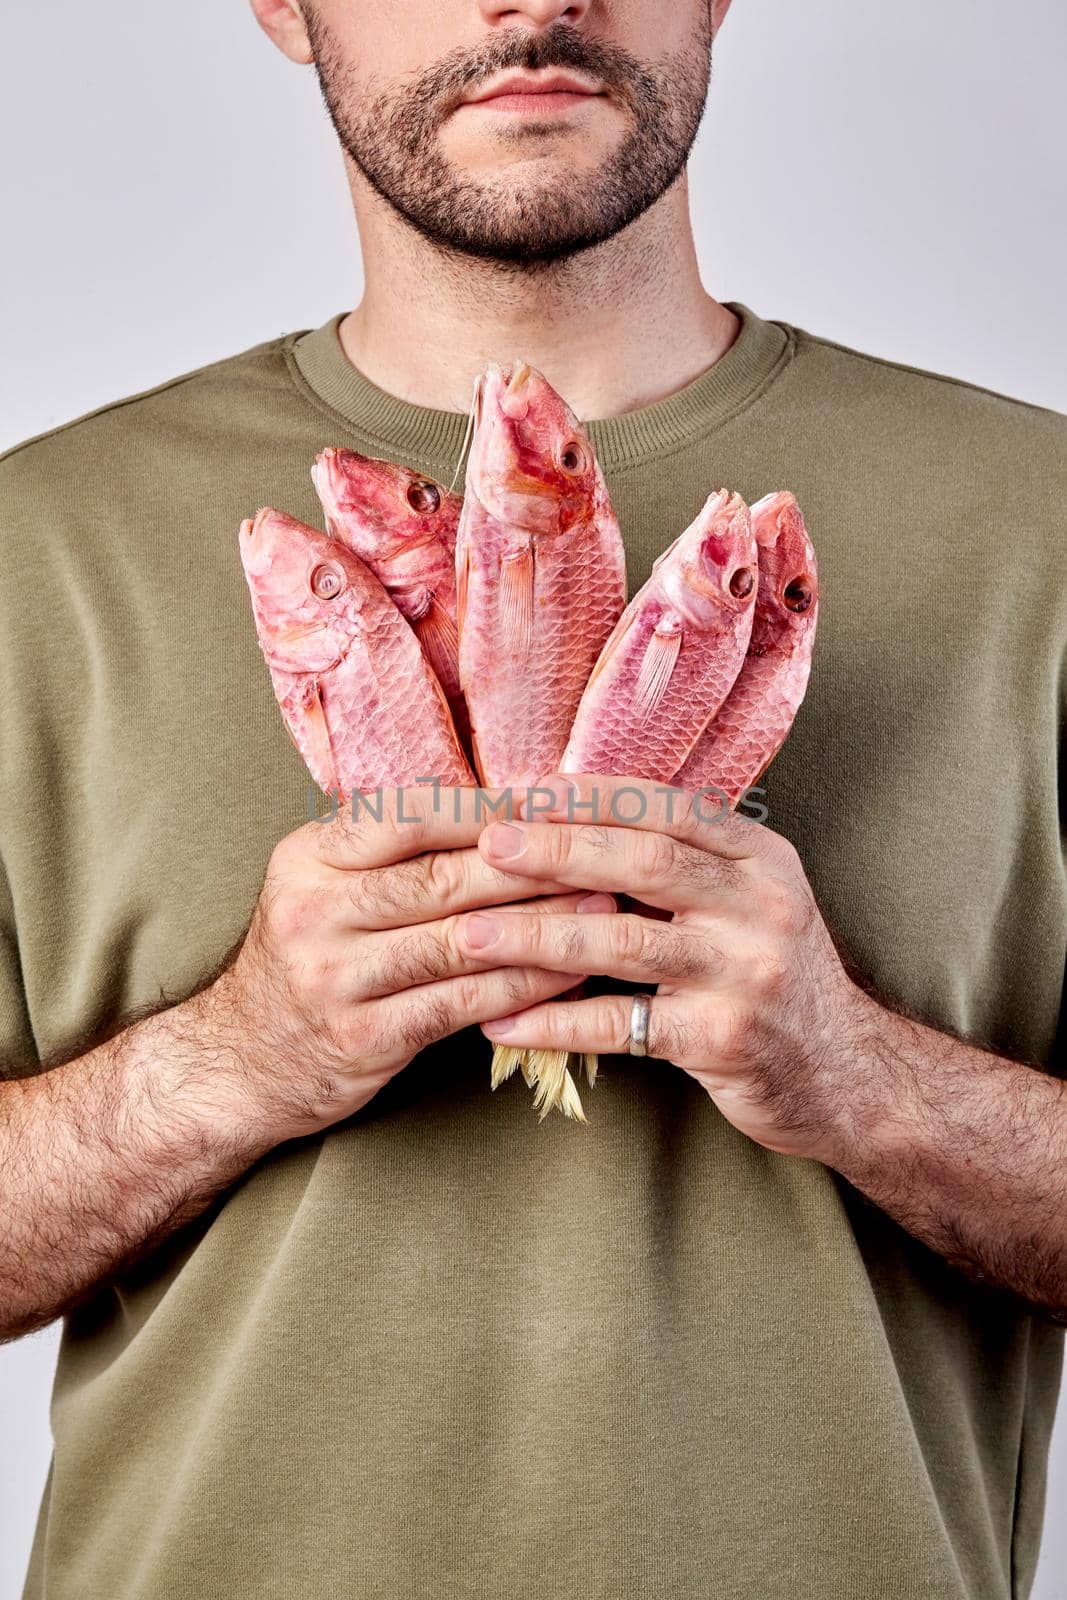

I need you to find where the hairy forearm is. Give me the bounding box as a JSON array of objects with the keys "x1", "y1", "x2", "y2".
[
  {"x1": 0, "y1": 986, "x2": 280, "y2": 1341},
  {"x1": 825, "y1": 995, "x2": 1067, "y2": 1318}
]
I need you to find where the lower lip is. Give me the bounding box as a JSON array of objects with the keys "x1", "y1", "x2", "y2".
[{"x1": 465, "y1": 91, "x2": 599, "y2": 116}]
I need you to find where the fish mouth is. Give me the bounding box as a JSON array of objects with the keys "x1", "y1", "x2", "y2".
[
  {"x1": 750, "y1": 490, "x2": 801, "y2": 551},
  {"x1": 500, "y1": 362, "x2": 533, "y2": 419},
  {"x1": 311, "y1": 449, "x2": 350, "y2": 504},
  {"x1": 479, "y1": 360, "x2": 534, "y2": 423}
]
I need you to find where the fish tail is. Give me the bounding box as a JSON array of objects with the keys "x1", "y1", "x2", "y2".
[
  {"x1": 530, "y1": 1048, "x2": 587, "y2": 1123},
  {"x1": 490, "y1": 1043, "x2": 526, "y2": 1089}
]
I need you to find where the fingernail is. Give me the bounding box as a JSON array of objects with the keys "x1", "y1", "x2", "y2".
[
  {"x1": 484, "y1": 822, "x2": 525, "y2": 859},
  {"x1": 462, "y1": 913, "x2": 501, "y2": 950},
  {"x1": 483, "y1": 1014, "x2": 517, "y2": 1037},
  {"x1": 578, "y1": 892, "x2": 615, "y2": 913}
]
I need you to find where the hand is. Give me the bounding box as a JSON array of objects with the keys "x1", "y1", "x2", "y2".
[
  {"x1": 207, "y1": 785, "x2": 608, "y2": 1141},
  {"x1": 457, "y1": 774, "x2": 878, "y2": 1162}
]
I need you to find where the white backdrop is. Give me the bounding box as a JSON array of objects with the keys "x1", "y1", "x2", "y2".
[{"x1": 2, "y1": 2, "x2": 1065, "y2": 1596}]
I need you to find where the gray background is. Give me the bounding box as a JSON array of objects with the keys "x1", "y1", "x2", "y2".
[{"x1": 1, "y1": 1, "x2": 1064, "y2": 1595}]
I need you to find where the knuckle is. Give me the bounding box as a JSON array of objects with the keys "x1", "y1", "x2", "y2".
[
  {"x1": 753, "y1": 941, "x2": 789, "y2": 995},
  {"x1": 547, "y1": 918, "x2": 585, "y2": 966},
  {"x1": 404, "y1": 992, "x2": 453, "y2": 1050},
  {"x1": 536, "y1": 824, "x2": 571, "y2": 871},
  {"x1": 423, "y1": 847, "x2": 463, "y2": 903},
  {"x1": 310, "y1": 805, "x2": 369, "y2": 865},
  {"x1": 643, "y1": 829, "x2": 681, "y2": 883},
  {"x1": 500, "y1": 967, "x2": 544, "y2": 1010},
  {"x1": 671, "y1": 930, "x2": 713, "y2": 982},
  {"x1": 670, "y1": 787, "x2": 703, "y2": 838},
  {"x1": 452, "y1": 971, "x2": 487, "y2": 1017},
  {"x1": 357, "y1": 856, "x2": 439, "y2": 923},
  {"x1": 670, "y1": 1012, "x2": 707, "y2": 1065},
  {"x1": 395, "y1": 926, "x2": 455, "y2": 988},
  {"x1": 583, "y1": 824, "x2": 617, "y2": 858},
  {"x1": 602, "y1": 1002, "x2": 631, "y2": 1054},
  {"x1": 761, "y1": 879, "x2": 799, "y2": 932},
  {"x1": 350, "y1": 866, "x2": 396, "y2": 922},
  {"x1": 268, "y1": 884, "x2": 323, "y2": 946},
  {"x1": 617, "y1": 915, "x2": 654, "y2": 967},
  {"x1": 708, "y1": 1001, "x2": 749, "y2": 1060}
]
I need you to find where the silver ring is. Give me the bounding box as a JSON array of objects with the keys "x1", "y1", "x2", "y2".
[{"x1": 628, "y1": 993, "x2": 653, "y2": 1057}]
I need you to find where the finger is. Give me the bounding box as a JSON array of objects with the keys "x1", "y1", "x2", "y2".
[
  {"x1": 521, "y1": 773, "x2": 782, "y2": 863},
  {"x1": 477, "y1": 818, "x2": 743, "y2": 914},
  {"x1": 356, "y1": 892, "x2": 617, "y2": 999},
  {"x1": 308, "y1": 782, "x2": 524, "y2": 871},
  {"x1": 456, "y1": 909, "x2": 721, "y2": 986},
  {"x1": 479, "y1": 991, "x2": 692, "y2": 1062},
  {"x1": 346, "y1": 846, "x2": 578, "y2": 931},
  {"x1": 364, "y1": 964, "x2": 587, "y2": 1057}
]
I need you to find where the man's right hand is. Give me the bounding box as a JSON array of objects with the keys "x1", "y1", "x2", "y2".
[
  {"x1": 0, "y1": 784, "x2": 612, "y2": 1340},
  {"x1": 206, "y1": 785, "x2": 612, "y2": 1142}
]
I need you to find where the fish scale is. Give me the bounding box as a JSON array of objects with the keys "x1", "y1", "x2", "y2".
[{"x1": 562, "y1": 489, "x2": 758, "y2": 779}]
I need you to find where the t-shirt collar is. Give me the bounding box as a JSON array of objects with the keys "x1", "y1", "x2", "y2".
[{"x1": 287, "y1": 301, "x2": 791, "y2": 476}]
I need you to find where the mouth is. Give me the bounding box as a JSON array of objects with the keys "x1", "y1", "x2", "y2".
[{"x1": 459, "y1": 68, "x2": 605, "y2": 118}]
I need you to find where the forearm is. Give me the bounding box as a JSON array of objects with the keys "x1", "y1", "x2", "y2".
[
  {"x1": 824, "y1": 993, "x2": 1067, "y2": 1318},
  {"x1": 0, "y1": 984, "x2": 280, "y2": 1341}
]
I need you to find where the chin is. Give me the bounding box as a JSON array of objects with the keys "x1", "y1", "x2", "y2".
[{"x1": 445, "y1": 132, "x2": 618, "y2": 179}]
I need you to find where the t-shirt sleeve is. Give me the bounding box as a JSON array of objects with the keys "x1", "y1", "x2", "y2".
[{"x1": 0, "y1": 851, "x2": 39, "y2": 1080}]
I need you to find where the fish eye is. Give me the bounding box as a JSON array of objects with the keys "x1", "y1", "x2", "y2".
[
  {"x1": 558, "y1": 440, "x2": 587, "y2": 475},
  {"x1": 407, "y1": 479, "x2": 441, "y2": 514},
  {"x1": 729, "y1": 566, "x2": 756, "y2": 600},
  {"x1": 783, "y1": 575, "x2": 813, "y2": 613},
  {"x1": 310, "y1": 562, "x2": 346, "y2": 600}
]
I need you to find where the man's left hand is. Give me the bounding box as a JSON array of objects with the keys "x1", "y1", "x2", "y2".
[{"x1": 456, "y1": 773, "x2": 883, "y2": 1163}]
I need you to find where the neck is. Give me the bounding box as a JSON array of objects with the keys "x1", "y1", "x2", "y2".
[{"x1": 337, "y1": 166, "x2": 738, "y2": 421}]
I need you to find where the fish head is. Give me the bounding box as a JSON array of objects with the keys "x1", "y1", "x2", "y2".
[
  {"x1": 311, "y1": 448, "x2": 460, "y2": 563},
  {"x1": 466, "y1": 361, "x2": 598, "y2": 537},
  {"x1": 749, "y1": 491, "x2": 819, "y2": 631},
  {"x1": 658, "y1": 490, "x2": 759, "y2": 629},
  {"x1": 239, "y1": 508, "x2": 375, "y2": 674}
]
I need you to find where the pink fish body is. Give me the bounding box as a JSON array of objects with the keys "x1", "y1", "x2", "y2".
[
  {"x1": 239, "y1": 507, "x2": 473, "y2": 798},
  {"x1": 311, "y1": 447, "x2": 467, "y2": 742},
  {"x1": 456, "y1": 362, "x2": 626, "y2": 786},
  {"x1": 561, "y1": 490, "x2": 758, "y2": 779},
  {"x1": 673, "y1": 491, "x2": 818, "y2": 802}
]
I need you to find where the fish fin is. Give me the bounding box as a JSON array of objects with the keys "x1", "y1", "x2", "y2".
[
  {"x1": 633, "y1": 626, "x2": 683, "y2": 721},
  {"x1": 414, "y1": 599, "x2": 460, "y2": 691},
  {"x1": 499, "y1": 546, "x2": 534, "y2": 660},
  {"x1": 299, "y1": 677, "x2": 340, "y2": 797}
]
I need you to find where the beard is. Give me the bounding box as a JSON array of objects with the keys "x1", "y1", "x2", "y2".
[{"x1": 305, "y1": 18, "x2": 712, "y2": 267}]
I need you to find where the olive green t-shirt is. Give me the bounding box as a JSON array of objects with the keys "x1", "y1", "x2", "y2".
[{"x1": 2, "y1": 304, "x2": 1065, "y2": 1600}]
